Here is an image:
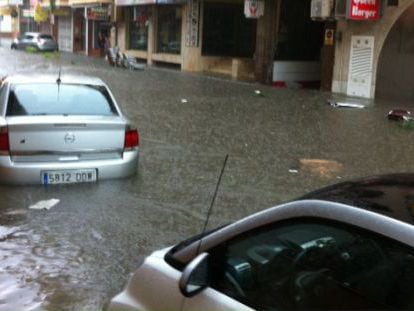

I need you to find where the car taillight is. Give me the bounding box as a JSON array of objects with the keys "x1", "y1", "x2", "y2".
[
  {"x1": 0, "y1": 127, "x2": 9, "y2": 154},
  {"x1": 124, "y1": 128, "x2": 139, "y2": 150}
]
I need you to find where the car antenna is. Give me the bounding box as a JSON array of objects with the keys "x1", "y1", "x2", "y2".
[
  {"x1": 57, "y1": 67, "x2": 61, "y2": 85},
  {"x1": 178, "y1": 154, "x2": 228, "y2": 309},
  {"x1": 195, "y1": 154, "x2": 229, "y2": 256},
  {"x1": 56, "y1": 67, "x2": 61, "y2": 101}
]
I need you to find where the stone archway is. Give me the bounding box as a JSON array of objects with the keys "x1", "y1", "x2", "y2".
[{"x1": 376, "y1": 2, "x2": 414, "y2": 101}]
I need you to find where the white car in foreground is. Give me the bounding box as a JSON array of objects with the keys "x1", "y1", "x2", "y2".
[
  {"x1": 109, "y1": 174, "x2": 414, "y2": 310},
  {"x1": 0, "y1": 74, "x2": 139, "y2": 185}
]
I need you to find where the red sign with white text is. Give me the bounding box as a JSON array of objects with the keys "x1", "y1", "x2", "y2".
[{"x1": 349, "y1": 0, "x2": 380, "y2": 20}]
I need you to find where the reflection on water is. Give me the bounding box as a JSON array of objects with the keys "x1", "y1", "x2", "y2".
[{"x1": 0, "y1": 226, "x2": 85, "y2": 311}]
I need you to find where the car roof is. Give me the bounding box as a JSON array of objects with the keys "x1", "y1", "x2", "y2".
[
  {"x1": 301, "y1": 173, "x2": 414, "y2": 225},
  {"x1": 23, "y1": 32, "x2": 40, "y2": 36},
  {"x1": 4, "y1": 74, "x2": 106, "y2": 86}
]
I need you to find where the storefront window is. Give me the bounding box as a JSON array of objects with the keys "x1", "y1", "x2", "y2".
[
  {"x1": 94, "y1": 22, "x2": 111, "y2": 50},
  {"x1": 275, "y1": 0, "x2": 323, "y2": 61},
  {"x1": 202, "y1": 3, "x2": 256, "y2": 57},
  {"x1": 157, "y1": 5, "x2": 181, "y2": 54},
  {"x1": 129, "y1": 7, "x2": 149, "y2": 51}
]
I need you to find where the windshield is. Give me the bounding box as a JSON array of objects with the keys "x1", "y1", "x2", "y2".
[
  {"x1": 6, "y1": 83, "x2": 118, "y2": 116},
  {"x1": 39, "y1": 34, "x2": 53, "y2": 40}
]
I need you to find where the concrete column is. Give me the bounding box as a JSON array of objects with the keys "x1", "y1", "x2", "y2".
[
  {"x1": 181, "y1": 1, "x2": 203, "y2": 72},
  {"x1": 147, "y1": 5, "x2": 155, "y2": 65},
  {"x1": 254, "y1": 0, "x2": 280, "y2": 84}
]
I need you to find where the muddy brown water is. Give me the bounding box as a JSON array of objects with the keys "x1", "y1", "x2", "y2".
[{"x1": 1, "y1": 47, "x2": 414, "y2": 310}]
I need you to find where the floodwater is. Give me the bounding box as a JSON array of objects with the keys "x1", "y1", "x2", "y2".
[{"x1": 1, "y1": 44, "x2": 414, "y2": 310}]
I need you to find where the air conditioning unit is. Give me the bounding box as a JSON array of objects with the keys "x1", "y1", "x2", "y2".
[
  {"x1": 311, "y1": 0, "x2": 334, "y2": 20},
  {"x1": 335, "y1": 0, "x2": 348, "y2": 18}
]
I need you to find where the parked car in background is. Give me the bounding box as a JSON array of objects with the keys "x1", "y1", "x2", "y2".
[
  {"x1": 109, "y1": 173, "x2": 414, "y2": 310},
  {"x1": 11, "y1": 32, "x2": 59, "y2": 52},
  {"x1": 0, "y1": 74, "x2": 139, "y2": 185}
]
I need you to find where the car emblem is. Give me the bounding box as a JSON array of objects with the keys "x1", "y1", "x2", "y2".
[{"x1": 64, "y1": 133, "x2": 76, "y2": 144}]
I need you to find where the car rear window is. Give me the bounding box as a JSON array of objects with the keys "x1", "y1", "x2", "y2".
[
  {"x1": 6, "y1": 83, "x2": 118, "y2": 116},
  {"x1": 39, "y1": 34, "x2": 53, "y2": 40}
]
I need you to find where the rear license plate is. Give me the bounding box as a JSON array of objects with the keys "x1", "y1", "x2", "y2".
[{"x1": 41, "y1": 169, "x2": 97, "y2": 185}]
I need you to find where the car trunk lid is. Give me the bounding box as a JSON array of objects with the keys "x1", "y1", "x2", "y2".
[{"x1": 7, "y1": 116, "x2": 126, "y2": 163}]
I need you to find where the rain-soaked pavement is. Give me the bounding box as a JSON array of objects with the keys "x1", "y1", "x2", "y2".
[{"x1": 1, "y1": 43, "x2": 414, "y2": 310}]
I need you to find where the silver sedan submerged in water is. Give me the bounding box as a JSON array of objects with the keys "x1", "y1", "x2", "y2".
[{"x1": 0, "y1": 74, "x2": 139, "y2": 185}]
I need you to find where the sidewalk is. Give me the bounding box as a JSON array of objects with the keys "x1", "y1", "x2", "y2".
[{"x1": 0, "y1": 37, "x2": 11, "y2": 48}]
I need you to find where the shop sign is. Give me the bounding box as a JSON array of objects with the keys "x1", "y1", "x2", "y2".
[
  {"x1": 8, "y1": 0, "x2": 23, "y2": 5},
  {"x1": 244, "y1": 0, "x2": 264, "y2": 18},
  {"x1": 348, "y1": 0, "x2": 380, "y2": 20},
  {"x1": 0, "y1": 0, "x2": 22, "y2": 5},
  {"x1": 87, "y1": 6, "x2": 109, "y2": 20},
  {"x1": 115, "y1": 0, "x2": 155, "y2": 6},
  {"x1": 0, "y1": 7, "x2": 11, "y2": 14},
  {"x1": 324, "y1": 29, "x2": 334, "y2": 45},
  {"x1": 34, "y1": 3, "x2": 49, "y2": 22},
  {"x1": 22, "y1": 8, "x2": 35, "y2": 17},
  {"x1": 185, "y1": 0, "x2": 199, "y2": 47},
  {"x1": 157, "y1": 0, "x2": 187, "y2": 4},
  {"x1": 52, "y1": 7, "x2": 71, "y2": 16}
]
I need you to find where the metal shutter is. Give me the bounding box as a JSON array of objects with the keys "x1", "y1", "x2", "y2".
[{"x1": 58, "y1": 15, "x2": 73, "y2": 52}]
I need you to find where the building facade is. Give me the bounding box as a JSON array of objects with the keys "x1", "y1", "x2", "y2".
[
  {"x1": 332, "y1": 0, "x2": 414, "y2": 100},
  {"x1": 7, "y1": 0, "x2": 414, "y2": 102},
  {"x1": 112, "y1": 0, "x2": 334, "y2": 86}
]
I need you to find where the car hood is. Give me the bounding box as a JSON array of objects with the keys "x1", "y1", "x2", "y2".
[{"x1": 300, "y1": 173, "x2": 414, "y2": 225}]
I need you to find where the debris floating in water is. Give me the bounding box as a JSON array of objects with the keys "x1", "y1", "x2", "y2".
[
  {"x1": 254, "y1": 90, "x2": 264, "y2": 97},
  {"x1": 387, "y1": 109, "x2": 411, "y2": 121},
  {"x1": 300, "y1": 159, "x2": 344, "y2": 179},
  {"x1": 181, "y1": 99, "x2": 188, "y2": 103},
  {"x1": 29, "y1": 199, "x2": 60, "y2": 211},
  {"x1": 328, "y1": 100, "x2": 365, "y2": 109},
  {"x1": 288, "y1": 169, "x2": 299, "y2": 174}
]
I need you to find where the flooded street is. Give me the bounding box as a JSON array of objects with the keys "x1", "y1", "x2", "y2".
[{"x1": 1, "y1": 45, "x2": 414, "y2": 310}]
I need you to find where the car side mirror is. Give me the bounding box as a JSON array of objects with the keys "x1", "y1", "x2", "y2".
[{"x1": 179, "y1": 252, "x2": 210, "y2": 297}]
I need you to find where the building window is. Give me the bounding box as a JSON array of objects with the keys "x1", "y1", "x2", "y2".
[
  {"x1": 129, "y1": 6, "x2": 150, "y2": 51},
  {"x1": 157, "y1": 5, "x2": 181, "y2": 54}
]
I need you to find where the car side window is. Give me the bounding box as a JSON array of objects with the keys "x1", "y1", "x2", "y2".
[{"x1": 208, "y1": 219, "x2": 414, "y2": 310}]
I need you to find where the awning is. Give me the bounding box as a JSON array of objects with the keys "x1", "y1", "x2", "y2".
[
  {"x1": 156, "y1": 0, "x2": 186, "y2": 4},
  {"x1": 115, "y1": 0, "x2": 155, "y2": 6},
  {"x1": 115, "y1": 0, "x2": 186, "y2": 6}
]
